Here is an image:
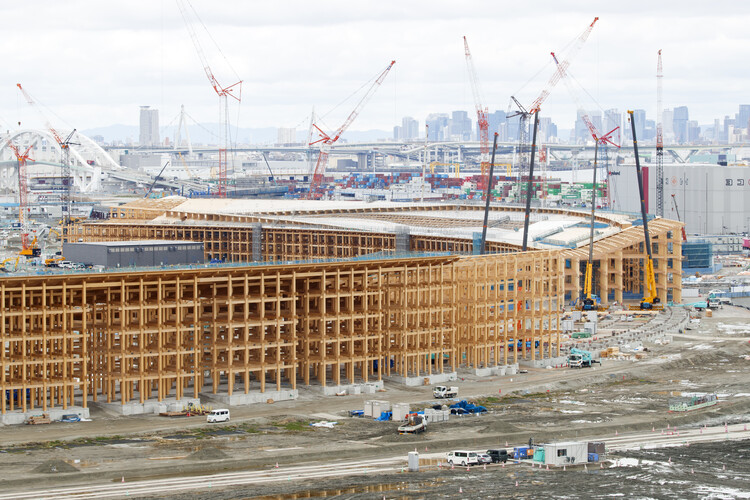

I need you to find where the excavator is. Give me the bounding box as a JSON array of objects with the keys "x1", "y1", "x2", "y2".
[
  {"x1": 628, "y1": 110, "x2": 662, "y2": 311},
  {"x1": 0, "y1": 256, "x2": 20, "y2": 273},
  {"x1": 19, "y1": 236, "x2": 41, "y2": 258}
]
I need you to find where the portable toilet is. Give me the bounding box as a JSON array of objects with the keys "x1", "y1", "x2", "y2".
[{"x1": 543, "y1": 442, "x2": 588, "y2": 466}]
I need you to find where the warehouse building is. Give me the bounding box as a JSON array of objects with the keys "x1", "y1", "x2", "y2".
[{"x1": 62, "y1": 240, "x2": 204, "y2": 268}]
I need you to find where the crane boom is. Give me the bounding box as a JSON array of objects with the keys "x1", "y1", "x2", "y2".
[
  {"x1": 528, "y1": 17, "x2": 598, "y2": 113},
  {"x1": 671, "y1": 194, "x2": 687, "y2": 241},
  {"x1": 307, "y1": 60, "x2": 396, "y2": 198},
  {"x1": 177, "y1": 0, "x2": 242, "y2": 198},
  {"x1": 463, "y1": 36, "x2": 490, "y2": 176},
  {"x1": 628, "y1": 110, "x2": 661, "y2": 310}
]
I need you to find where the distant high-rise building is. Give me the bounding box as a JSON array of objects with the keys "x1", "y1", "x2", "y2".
[
  {"x1": 139, "y1": 106, "x2": 159, "y2": 147},
  {"x1": 738, "y1": 105, "x2": 750, "y2": 134},
  {"x1": 604, "y1": 108, "x2": 621, "y2": 144},
  {"x1": 277, "y1": 127, "x2": 296, "y2": 145},
  {"x1": 673, "y1": 106, "x2": 689, "y2": 144},
  {"x1": 401, "y1": 116, "x2": 419, "y2": 140},
  {"x1": 450, "y1": 110, "x2": 472, "y2": 140},
  {"x1": 425, "y1": 113, "x2": 450, "y2": 141},
  {"x1": 393, "y1": 125, "x2": 402, "y2": 140},
  {"x1": 624, "y1": 109, "x2": 646, "y2": 142},
  {"x1": 487, "y1": 110, "x2": 507, "y2": 140}
]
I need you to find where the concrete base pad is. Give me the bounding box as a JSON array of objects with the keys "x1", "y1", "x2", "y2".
[
  {"x1": 310, "y1": 381, "x2": 384, "y2": 396},
  {"x1": 93, "y1": 397, "x2": 201, "y2": 416},
  {"x1": 201, "y1": 389, "x2": 298, "y2": 406},
  {"x1": 475, "y1": 364, "x2": 519, "y2": 376},
  {"x1": 519, "y1": 357, "x2": 569, "y2": 368},
  {"x1": 386, "y1": 372, "x2": 457, "y2": 387},
  {"x1": 1, "y1": 406, "x2": 90, "y2": 425}
]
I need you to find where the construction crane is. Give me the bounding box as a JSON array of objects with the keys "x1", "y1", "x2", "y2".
[
  {"x1": 307, "y1": 60, "x2": 396, "y2": 199},
  {"x1": 628, "y1": 110, "x2": 662, "y2": 311},
  {"x1": 16, "y1": 84, "x2": 78, "y2": 235},
  {"x1": 177, "y1": 0, "x2": 242, "y2": 198},
  {"x1": 463, "y1": 36, "x2": 490, "y2": 177},
  {"x1": 6, "y1": 140, "x2": 39, "y2": 257},
  {"x1": 509, "y1": 17, "x2": 599, "y2": 201},
  {"x1": 671, "y1": 194, "x2": 688, "y2": 241},
  {"x1": 655, "y1": 50, "x2": 664, "y2": 217}
]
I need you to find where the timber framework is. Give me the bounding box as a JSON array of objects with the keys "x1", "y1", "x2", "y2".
[{"x1": 0, "y1": 199, "x2": 683, "y2": 413}]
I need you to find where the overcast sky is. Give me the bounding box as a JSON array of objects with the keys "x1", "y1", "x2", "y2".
[{"x1": 2, "y1": 0, "x2": 749, "y2": 138}]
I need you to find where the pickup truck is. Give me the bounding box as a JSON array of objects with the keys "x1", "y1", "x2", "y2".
[
  {"x1": 433, "y1": 386, "x2": 458, "y2": 398},
  {"x1": 397, "y1": 414, "x2": 426, "y2": 434}
]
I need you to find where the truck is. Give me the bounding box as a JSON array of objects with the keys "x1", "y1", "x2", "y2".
[
  {"x1": 397, "y1": 414, "x2": 426, "y2": 434},
  {"x1": 433, "y1": 386, "x2": 458, "y2": 399},
  {"x1": 568, "y1": 348, "x2": 599, "y2": 368}
]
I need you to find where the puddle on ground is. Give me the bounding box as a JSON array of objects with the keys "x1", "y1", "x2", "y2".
[{"x1": 253, "y1": 479, "x2": 446, "y2": 499}]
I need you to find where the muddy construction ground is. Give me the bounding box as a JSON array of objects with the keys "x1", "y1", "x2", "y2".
[{"x1": 1, "y1": 305, "x2": 749, "y2": 499}]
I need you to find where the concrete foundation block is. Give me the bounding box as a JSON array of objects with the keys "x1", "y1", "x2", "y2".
[
  {"x1": 202, "y1": 390, "x2": 297, "y2": 406},
  {"x1": 388, "y1": 372, "x2": 457, "y2": 387},
  {"x1": 314, "y1": 380, "x2": 384, "y2": 396},
  {"x1": 0, "y1": 406, "x2": 91, "y2": 425},
  {"x1": 93, "y1": 397, "x2": 201, "y2": 416}
]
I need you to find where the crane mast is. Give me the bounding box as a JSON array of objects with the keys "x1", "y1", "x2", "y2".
[
  {"x1": 6, "y1": 141, "x2": 37, "y2": 256},
  {"x1": 463, "y1": 36, "x2": 490, "y2": 176},
  {"x1": 628, "y1": 110, "x2": 661, "y2": 310},
  {"x1": 655, "y1": 50, "x2": 664, "y2": 217},
  {"x1": 307, "y1": 60, "x2": 396, "y2": 199}
]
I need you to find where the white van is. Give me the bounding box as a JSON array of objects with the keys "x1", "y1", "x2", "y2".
[
  {"x1": 446, "y1": 450, "x2": 479, "y2": 466},
  {"x1": 206, "y1": 409, "x2": 230, "y2": 423}
]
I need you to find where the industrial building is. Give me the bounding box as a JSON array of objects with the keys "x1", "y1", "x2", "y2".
[
  {"x1": 609, "y1": 162, "x2": 750, "y2": 235},
  {"x1": 62, "y1": 240, "x2": 204, "y2": 268},
  {"x1": 0, "y1": 197, "x2": 683, "y2": 415}
]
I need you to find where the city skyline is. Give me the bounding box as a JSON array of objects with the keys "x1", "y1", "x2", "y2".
[{"x1": 4, "y1": 1, "x2": 750, "y2": 136}]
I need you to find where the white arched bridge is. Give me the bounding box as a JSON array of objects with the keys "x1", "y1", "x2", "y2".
[{"x1": 0, "y1": 129, "x2": 207, "y2": 194}]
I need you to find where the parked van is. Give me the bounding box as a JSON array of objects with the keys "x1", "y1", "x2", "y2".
[
  {"x1": 446, "y1": 450, "x2": 479, "y2": 466},
  {"x1": 206, "y1": 409, "x2": 230, "y2": 423}
]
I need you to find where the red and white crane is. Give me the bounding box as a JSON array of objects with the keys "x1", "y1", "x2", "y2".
[
  {"x1": 463, "y1": 36, "x2": 490, "y2": 176},
  {"x1": 177, "y1": 0, "x2": 242, "y2": 198},
  {"x1": 509, "y1": 17, "x2": 599, "y2": 199},
  {"x1": 307, "y1": 60, "x2": 396, "y2": 199},
  {"x1": 6, "y1": 139, "x2": 38, "y2": 256},
  {"x1": 17, "y1": 83, "x2": 77, "y2": 231}
]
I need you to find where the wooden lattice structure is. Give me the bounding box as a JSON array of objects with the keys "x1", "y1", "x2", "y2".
[{"x1": 0, "y1": 252, "x2": 563, "y2": 413}]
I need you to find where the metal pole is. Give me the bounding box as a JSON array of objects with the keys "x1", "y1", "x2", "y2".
[
  {"x1": 479, "y1": 133, "x2": 500, "y2": 255},
  {"x1": 522, "y1": 111, "x2": 540, "y2": 251}
]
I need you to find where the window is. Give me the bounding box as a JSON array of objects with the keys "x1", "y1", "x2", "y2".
[{"x1": 557, "y1": 449, "x2": 568, "y2": 457}]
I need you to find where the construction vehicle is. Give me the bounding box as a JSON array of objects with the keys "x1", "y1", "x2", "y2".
[
  {"x1": 397, "y1": 414, "x2": 426, "y2": 434},
  {"x1": 628, "y1": 110, "x2": 663, "y2": 311},
  {"x1": 568, "y1": 347, "x2": 598, "y2": 368},
  {"x1": 0, "y1": 256, "x2": 20, "y2": 273},
  {"x1": 19, "y1": 236, "x2": 41, "y2": 258},
  {"x1": 45, "y1": 255, "x2": 65, "y2": 267},
  {"x1": 433, "y1": 386, "x2": 459, "y2": 399}
]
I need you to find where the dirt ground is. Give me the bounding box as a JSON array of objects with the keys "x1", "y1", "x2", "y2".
[{"x1": 1, "y1": 304, "x2": 749, "y2": 498}]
